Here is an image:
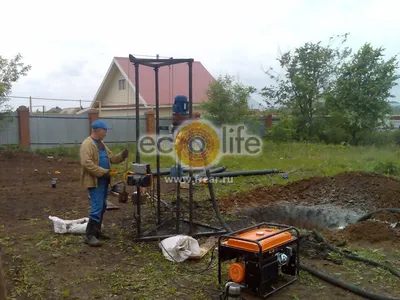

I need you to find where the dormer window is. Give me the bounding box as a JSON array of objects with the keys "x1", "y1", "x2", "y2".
[{"x1": 119, "y1": 79, "x2": 126, "y2": 90}]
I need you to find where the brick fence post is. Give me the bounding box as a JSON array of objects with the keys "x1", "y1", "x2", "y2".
[
  {"x1": 17, "y1": 106, "x2": 30, "y2": 148},
  {"x1": 88, "y1": 109, "x2": 99, "y2": 134},
  {"x1": 145, "y1": 110, "x2": 155, "y2": 135},
  {"x1": 266, "y1": 114, "x2": 272, "y2": 128}
]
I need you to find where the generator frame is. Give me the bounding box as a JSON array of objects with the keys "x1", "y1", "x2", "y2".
[
  {"x1": 218, "y1": 222, "x2": 300, "y2": 298},
  {"x1": 129, "y1": 54, "x2": 227, "y2": 242}
]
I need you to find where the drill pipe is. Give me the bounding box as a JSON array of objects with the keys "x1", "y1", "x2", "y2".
[
  {"x1": 182, "y1": 169, "x2": 280, "y2": 180},
  {"x1": 151, "y1": 166, "x2": 226, "y2": 176}
]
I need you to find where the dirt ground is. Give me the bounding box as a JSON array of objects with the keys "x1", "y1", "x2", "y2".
[
  {"x1": 219, "y1": 171, "x2": 400, "y2": 212},
  {"x1": 0, "y1": 151, "x2": 399, "y2": 300}
]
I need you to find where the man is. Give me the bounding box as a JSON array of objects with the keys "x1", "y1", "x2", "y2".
[{"x1": 80, "y1": 120, "x2": 128, "y2": 247}]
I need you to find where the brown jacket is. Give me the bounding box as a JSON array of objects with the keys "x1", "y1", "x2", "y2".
[{"x1": 80, "y1": 136, "x2": 125, "y2": 188}]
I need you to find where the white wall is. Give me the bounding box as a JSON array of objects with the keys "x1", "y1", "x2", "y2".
[{"x1": 100, "y1": 67, "x2": 136, "y2": 106}]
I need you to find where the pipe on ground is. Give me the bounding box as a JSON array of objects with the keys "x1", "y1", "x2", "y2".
[
  {"x1": 312, "y1": 230, "x2": 400, "y2": 278},
  {"x1": 356, "y1": 208, "x2": 400, "y2": 223}
]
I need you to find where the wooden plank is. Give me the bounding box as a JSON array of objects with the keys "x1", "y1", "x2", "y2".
[
  {"x1": 106, "y1": 200, "x2": 120, "y2": 210},
  {"x1": 189, "y1": 236, "x2": 218, "y2": 260}
]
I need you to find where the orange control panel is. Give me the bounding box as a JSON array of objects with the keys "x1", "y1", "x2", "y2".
[{"x1": 223, "y1": 228, "x2": 294, "y2": 252}]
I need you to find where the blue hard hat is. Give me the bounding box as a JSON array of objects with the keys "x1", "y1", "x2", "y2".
[{"x1": 91, "y1": 119, "x2": 111, "y2": 130}]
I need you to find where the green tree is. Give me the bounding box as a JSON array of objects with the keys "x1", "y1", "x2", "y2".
[
  {"x1": 0, "y1": 53, "x2": 31, "y2": 117},
  {"x1": 201, "y1": 74, "x2": 256, "y2": 126},
  {"x1": 330, "y1": 43, "x2": 399, "y2": 144},
  {"x1": 261, "y1": 34, "x2": 351, "y2": 139}
]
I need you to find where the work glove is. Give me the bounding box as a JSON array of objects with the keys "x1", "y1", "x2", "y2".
[{"x1": 122, "y1": 148, "x2": 129, "y2": 159}]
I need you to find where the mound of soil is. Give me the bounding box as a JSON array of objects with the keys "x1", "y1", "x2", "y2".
[
  {"x1": 219, "y1": 172, "x2": 400, "y2": 213},
  {"x1": 299, "y1": 233, "x2": 331, "y2": 260},
  {"x1": 373, "y1": 211, "x2": 400, "y2": 223},
  {"x1": 323, "y1": 220, "x2": 399, "y2": 245}
]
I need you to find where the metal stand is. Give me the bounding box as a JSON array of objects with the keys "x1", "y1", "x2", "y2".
[{"x1": 129, "y1": 55, "x2": 227, "y2": 242}]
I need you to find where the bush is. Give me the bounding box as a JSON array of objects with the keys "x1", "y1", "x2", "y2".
[
  {"x1": 373, "y1": 160, "x2": 400, "y2": 175},
  {"x1": 0, "y1": 144, "x2": 22, "y2": 158},
  {"x1": 35, "y1": 145, "x2": 80, "y2": 159},
  {"x1": 269, "y1": 113, "x2": 400, "y2": 146},
  {"x1": 266, "y1": 117, "x2": 296, "y2": 142},
  {"x1": 356, "y1": 130, "x2": 400, "y2": 147},
  {"x1": 317, "y1": 126, "x2": 350, "y2": 144}
]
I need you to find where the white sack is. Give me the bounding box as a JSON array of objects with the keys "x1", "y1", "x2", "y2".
[
  {"x1": 159, "y1": 235, "x2": 200, "y2": 262},
  {"x1": 48, "y1": 216, "x2": 89, "y2": 234}
]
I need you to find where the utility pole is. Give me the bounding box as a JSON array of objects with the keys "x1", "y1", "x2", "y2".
[{"x1": 29, "y1": 96, "x2": 32, "y2": 113}]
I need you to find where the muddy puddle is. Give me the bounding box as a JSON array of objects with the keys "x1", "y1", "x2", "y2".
[{"x1": 230, "y1": 202, "x2": 366, "y2": 230}]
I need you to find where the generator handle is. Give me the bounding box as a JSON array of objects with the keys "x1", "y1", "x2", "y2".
[{"x1": 254, "y1": 223, "x2": 300, "y2": 241}]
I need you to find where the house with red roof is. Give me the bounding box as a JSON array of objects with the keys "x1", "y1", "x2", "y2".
[{"x1": 82, "y1": 57, "x2": 215, "y2": 117}]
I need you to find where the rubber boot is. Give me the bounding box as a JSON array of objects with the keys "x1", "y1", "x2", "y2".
[
  {"x1": 84, "y1": 219, "x2": 102, "y2": 247},
  {"x1": 96, "y1": 222, "x2": 111, "y2": 240},
  {"x1": 96, "y1": 213, "x2": 110, "y2": 240}
]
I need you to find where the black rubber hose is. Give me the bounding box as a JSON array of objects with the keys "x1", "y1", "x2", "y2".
[
  {"x1": 299, "y1": 263, "x2": 400, "y2": 300},
  {"x1": 356, "y1": 208, "x2": 400, "y2": 223},
  {"x1": 181, "y1": 169, "x2": 281, "y2": 181},
  {"x1": 195, "y1": 166, "x2": 227, "y2": 178},
  {"x1": 152, "y1": 166, "x2": 227, "y2": 176},
  {"x1": 312, "y1": 230, "x2": 400, "y2": 278},
  {"x1": 201, "y1": 169, "x2": 280, "y2": 178},
  {"x1": 205, "y1": 168, "x2": 232, "y2": 233},
  {"x1": 151, "y1": 167, "x2": 190, "y2": 176}
]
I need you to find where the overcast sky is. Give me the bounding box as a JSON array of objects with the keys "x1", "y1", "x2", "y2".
[{"x1": 2, "y1": 0, "x2": 400, "y2": 111}]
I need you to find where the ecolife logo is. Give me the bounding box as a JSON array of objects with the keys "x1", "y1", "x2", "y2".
[{"x1": 139, "y1": 119, "x2": 262, "y2": 168}]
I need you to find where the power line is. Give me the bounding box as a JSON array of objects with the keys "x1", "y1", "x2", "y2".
[{"x1": 7, "y1": 95, "x2": 92, "y2": 102}]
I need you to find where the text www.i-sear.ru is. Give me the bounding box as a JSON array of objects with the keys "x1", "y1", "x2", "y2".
[{"x1": 163, "y1": 176, "x2": 234, "y2": 184}]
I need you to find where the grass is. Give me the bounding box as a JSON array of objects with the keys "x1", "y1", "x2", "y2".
[
  {"x1": 7, "y1": 256, "x2": 49, "y2": 299},
  {"x1": 1, "y1": 234, "x2": 51, "y2": 299},
  {"x1": 321, "y1": 247, "x2": 400, "y2": 295}
]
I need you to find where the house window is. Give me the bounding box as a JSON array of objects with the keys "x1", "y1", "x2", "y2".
[{"x1": 118, "y1": 79, "x2": 126, "y2": 90}]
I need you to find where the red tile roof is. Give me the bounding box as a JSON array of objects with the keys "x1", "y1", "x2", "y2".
[{"x1": 115, "y1": 57, "x2": 215, "y2": 106}]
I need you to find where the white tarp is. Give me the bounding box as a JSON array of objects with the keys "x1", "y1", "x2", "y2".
[
  {"x1": 159, "y1": 235, "x2": 200, "y2": 262},
  {"x1": 48, "y1": 216, "x2": 89, "y2": 234}
]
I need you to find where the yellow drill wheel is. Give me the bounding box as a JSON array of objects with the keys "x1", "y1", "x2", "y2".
[{"x1": 174, "y1": 120, "x2": 220, "y2": 168}]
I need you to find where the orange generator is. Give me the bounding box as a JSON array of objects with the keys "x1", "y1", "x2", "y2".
[{"x1": 218, "y1": 223, "x2": 300, "y2": 298}]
